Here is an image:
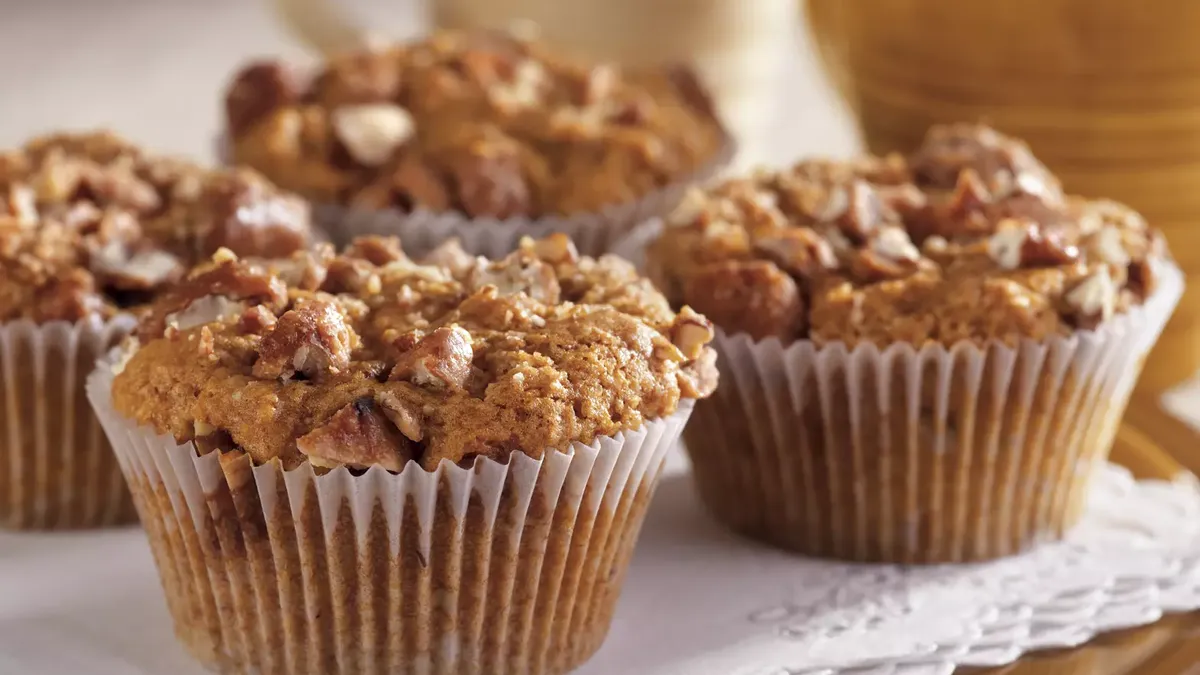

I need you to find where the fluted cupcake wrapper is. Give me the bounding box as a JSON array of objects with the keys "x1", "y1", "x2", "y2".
[
  {"x1": 312, "y1": 140, "x2": 736, "y2": 258},
  {"x1": 685, "y1": 263, "x2": 1184, "y2": 564},
  {"x1": 0, "y1": 316, "x2": 138, "y2": 530},
  {"x1": 87, "y1": 362, "x2": 690, "y2": 675}
]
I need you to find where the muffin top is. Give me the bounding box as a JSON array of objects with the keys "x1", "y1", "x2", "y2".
[
  {"x1": 111, "y1": 234, "x2": 718, "y2": 472},
  {"x1": 0, "y1": 131, "x2": 317, "y2": 324},
  {"x1": 223, "y1": 29, "x2": 727, "y2": 218},
  {"x1": 647, "y1": 124, "x2": 1169, "y2": 346}
]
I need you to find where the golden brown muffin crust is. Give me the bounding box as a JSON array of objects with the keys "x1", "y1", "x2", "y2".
[
  {"x1": 0, "y1": 131, "x2": 318, "y2": 323},
  {"x1": 648, "y1": 124, "x2": 1169, "y2": 346},
  {"x1": 112, "y1": 234, "x2": 717, "y2": 471},
  {"x1": 223, "y1": 29, "x2": 727, "y2": 218}
]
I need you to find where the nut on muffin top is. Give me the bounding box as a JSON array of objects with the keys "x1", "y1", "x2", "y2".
[
  {"x1": 647, "y1": 124, "x2": 1168, "y2": 346},
  {"x1": 224, "y1": 29, "x2": 726, "y2": 218},
  {"x1": 112, "y1": 234, "x2": 718, "y2": 471},
  {"x1": 0, "y1": 131, "x2": 317, "y2": 324}
]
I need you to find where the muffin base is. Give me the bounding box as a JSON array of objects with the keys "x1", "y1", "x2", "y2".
[
  {"x1": 88, "y1": 363, "x2": 689, "y2": 675},
  {"x1": 685, "y1": 264, "x2": 1183, "y2": 564},
  {"x1": 0, "y1": 317, "x2": 137, "y2": 530},
  {"x1": 316, "y1": 141, "x2": 736, "y2": 258}
]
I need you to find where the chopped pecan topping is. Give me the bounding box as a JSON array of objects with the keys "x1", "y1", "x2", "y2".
[
  {"x1": 252, "y1": 299, "x2": 357, "y2": 382},
  {"x1": 423, "y1": 238, "x2": 478, "y2": 278},
  {"x1": 682, "y1": 260, "x2": 805, "y2": 340},
  {"x1": 345, "y1": 235, "x2": 407, "y2": 265},
  {"x1": 375, "y1": 391, "x2": 424, "y2": 442},
  {"x1": 31, "y1": 269, "x2": 110, "y2": 323},
  {"x1": 522, "y1": 233, "x2": 579, "y2": 267},
  {"x1": 1127, "y1": 259, "x2": 1157, "y2": 299},
  {"x1": 89, "y1": 242, "x2": 183, "y2": 291},
  {"x1": 677, "y1": 346, "x2": 719, "y2": 399},
  {"x1": 669, "y1": 187, "x2": 708, "y2": 227},
  {"x1": 225, "y1": 61, "x2": 302, "y2": 136},
  {"x1": 389, "y1": 325, "x2": 474, "y2": 389},
  {"x1": 270, "y1": 243, "x2": 334, "y2": 291},
  {"x1": 201, "y1": 173, "x2": 311, "y2": 260},
  {"x1": 1063, "y1": 267, "x2": 1116, "y2": 329},
  {"x1": 296, "y1": 397, "x2": 415, "y2": 472},
  {"x1": 388, "y1": 156, "x2": 451, "y2": 211},
  {"x1": 987, "y1": 220, "x2": 1078, "y2": 270},
  {"x1": 1088, "y1": 226, "x2": 1132, "y2": 268},
  {"x1": 753, "y1": 227, "x2": 837, "y2": 280},
  {"x1": 140, "y1": 253, "x2": 288, "y2": 342},
  {"x1": 467, "y1": 250, "x2": 561, "y2": 303},
  {"x1": 487, "y1": 59, "x2": 547, "y2": 111},
  {"x1": 239, "y1": 304, "x2": 278, "y2": 334},
  {"x1": 4, "y1": 184, "x2": 37, "y2": 225},
  {"x1": 447, "y1": 147, "x2": 530, "y2": 218},
  {"x1": 331, "y1": 103, "x2": 416, "y2": 167},
  {"x1": 669, "y1": 306, "x2": 715, "y2": 360},
  {"x1": 910, "y1": 123, "x2": 1061, "y2": 201}
]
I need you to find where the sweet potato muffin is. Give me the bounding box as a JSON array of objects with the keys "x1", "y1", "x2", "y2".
[
  {"x1": 647, "y1": 123, "x2": 1181, "y2": 563},
  {"x1": 0, "y1": 130, "x2": 318, "y2": 530},
  {"x1": 90, "y1": 233, "x2": 716, "y2": 675},
  {"x1": 222, "y1": 29, "x2": 729, "y2": 255}
]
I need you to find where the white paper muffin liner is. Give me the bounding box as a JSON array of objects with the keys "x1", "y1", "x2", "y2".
[
  {"x1": 87, "y1": 360, "x2": 691, "y2": 675},
  {"x1": 0, "y1": 315, "x2": 138, "y2": 530},
  {"x1": 684, "y1": 262, "x2": 1184, "y2": 564}
]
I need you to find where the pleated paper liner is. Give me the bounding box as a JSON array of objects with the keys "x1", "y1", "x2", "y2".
[
  {"x1": 0, "y1": 315, "x2": 138, "y2": 530},
  {"x1": 684, "y1": 262, "x2": 1184, "y2": 565},
  {"x1": 87, "y1": 362, "x2": 691, "y2": 675}
]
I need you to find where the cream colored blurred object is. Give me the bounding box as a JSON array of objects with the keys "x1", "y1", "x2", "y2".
[
  {"x1": 805, "y1": 0, "x2": 1200, "y2": 392},
  {"x1": 271, "y1": 0, "x2": 798, "y2": 169}
]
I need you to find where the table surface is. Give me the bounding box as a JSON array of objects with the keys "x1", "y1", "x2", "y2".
[{"x1": 3, "y1": 1, "x2": 1200, "y2": 673}]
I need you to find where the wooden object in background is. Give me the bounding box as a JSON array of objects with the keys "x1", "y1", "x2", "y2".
[{"x1": 805, "y1": 0, "x2": 1199, "y2": 391}]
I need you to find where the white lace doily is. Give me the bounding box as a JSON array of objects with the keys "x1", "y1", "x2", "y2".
[
  {"x1": 0, "y1": 458, "x2": 1196, "y2": 675},
  {"x1": 588, "y1": 461, "x2": 1200, "y2": 675}
]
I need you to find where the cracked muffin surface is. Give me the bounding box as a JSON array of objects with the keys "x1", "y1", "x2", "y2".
[
  {"x1": 647, "y1": 124, "x2": 1170, "y2": 346},
  {"x1": 223, "y1": 29, "x2": 726, "y2": 218},
  {"x1": 0, "y1": 130, "x2": 318, "y2": 323},
  {"x1": 111, "y1": 234, "x2": 718, "y2": 471}
]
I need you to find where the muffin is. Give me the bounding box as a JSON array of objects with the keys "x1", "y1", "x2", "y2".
[
  {"x1": 222, "y1": 29, "x2": 731, "y2": 257},
  {"x1": 646, "y1": 123, "x2": 1183, "y2": 564},
  {"x1": 0, "y1": 130, "x2": 318, "y2": 529},
  {"x1": 86, "y1": 234, "x2": 717, "y2": 674}
]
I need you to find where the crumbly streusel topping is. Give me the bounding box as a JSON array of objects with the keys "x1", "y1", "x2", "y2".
[
  {"x1": 112, "y1": 234, "x2": 718, "y2": 471},
  {"x1": 223, "y1": 29, "x2": 726, "y2": 218},
  {"x1": 0, "y1": 131, "x2": 317, "y2": 323},
  {"x1": 647, "y1": 124, "x2": 1169, "y2": 346}
]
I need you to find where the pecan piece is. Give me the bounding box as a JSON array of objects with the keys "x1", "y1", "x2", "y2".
[
  {"x1": 331, "y1": 103, "x2": 416, "y2": 167},
  {"x1": 669, "y1": 306, "x2": 715, "y2": 360},
  {"x1": 677, "y1": 346, "x2": 719, "y2": 399},
  {"x1": 296, "y1": 397, "x2": 415, "y2": 472},
  {"x1": 4, "y1": 185, "x2": 36, "y2": 226},
  {"x1": 224, "y1": 61, "x2": 301, "y2": 136},
  {"x1": 390, "y1": 325, "x2": 474, "y2": 389},
  {"x1": 1063, "y1": 267, "x2": 1117, "y2": 329},
  {"x1": 139, "y1": 253, "x2": 288, "y2": 342},
  {"x1": 447, "y1": 147, "x2": 530, "y2": 218},
  {"x1": 375, "y1": 391, "x2": 424, "y2": 442},
  {"x1": 89, "y1": 241, "x2": 183, "y2": 291},
  {"x1": 681, "y1": 260, "x2": 806, "y2": 341},
  {"x1": 345, "y1": 236, "x2": 407, "y2": 265},
  {"x1": 31, "y1": 269, "x2": 110, "y2": 323},
  {"x1": 467, "y1": 250, "x2": 561, "y2": 303},
  {"x1": 253, "y1": 299, "x2": 357, "y2": 382},
  {"x1": 910, "y1": 123, "x2": 1062, "y2": 201},
  {"x1": 423, "y1": 238, "x2": 478, "y2": 278},
  {"x1": 201, "y1": 172, "x2": 311, "y2": 259},
  {"x1": 850, "y1": 226, "x2": 922, "y2": 283},
  {"x1": 239, "y1": 304, "x2": 278, "y2": 334},
  {"x1": 521, "y1": 233, "x2": 579, "y2": 267},
  {"x1": 753, "y1": 227, "x2": 837, "y2": 280},
  {"x1": 987, "y1": 220, "x2": 1078, "y2": 270},
  {"x1": 1127, "y1": 259, "x2": 1157, "y2": 300}
]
